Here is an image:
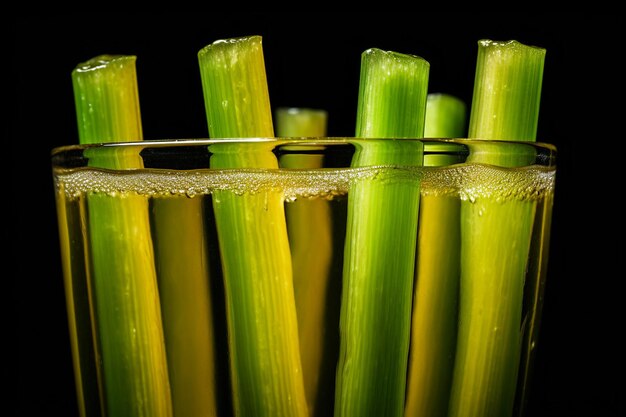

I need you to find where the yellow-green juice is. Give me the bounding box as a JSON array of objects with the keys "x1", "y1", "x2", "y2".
[{"x1": 53, "y1": 139, "x2": 554, "y2": 417}]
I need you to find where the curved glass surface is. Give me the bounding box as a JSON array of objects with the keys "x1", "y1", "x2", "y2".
[{"x1": 52, "y1": 138, "x2": 555, "y2": 417}]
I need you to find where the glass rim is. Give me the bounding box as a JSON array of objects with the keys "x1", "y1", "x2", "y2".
[{"x1": 51, "y1": 137, "x2": 557, "y2": 156}]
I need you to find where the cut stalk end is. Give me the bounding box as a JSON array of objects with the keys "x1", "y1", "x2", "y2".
[
  {"x1": 198, "y1": 36, "x2": 273, "y2": 139},
  {"x1": 72, "y1": 55, "x2": 142, "y2": 144},
  {"x1": 356, "y1": 48, "x2": 429, "y2": 138},
  {"x1": 469, "y1": 40, "x2": 546, "y2": 143}
]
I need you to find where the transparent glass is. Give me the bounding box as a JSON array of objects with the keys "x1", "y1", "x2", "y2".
[{"x1": 52, "y1": 138, "x2": 556, "y2": 417}]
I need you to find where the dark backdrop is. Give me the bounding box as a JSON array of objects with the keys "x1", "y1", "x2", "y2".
[{"x1": 11, "y1": 13, "x2": 623, "y2": 416}]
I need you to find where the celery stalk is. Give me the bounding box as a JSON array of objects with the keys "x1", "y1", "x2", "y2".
[
  {"x1": 56, "y1": 195, "x2": 101, "y2": 417},
  {"x1": 448, "y1": 40, "x2": 546, "y2": 417},
  {"x1": 405, "y1": 93, "x2": 466, "y2": 417},
  {"x1": 198, "y1": 36, "x2": 307, "y2": 417},
  {"x1": 72, "y1": 56, "x2": 172, "y2": 417},
  {"x1": 277, "y1": 108, "x2": 331, "y2": 416},
  {"x1": 425, "y1": 93, "x2": 466, "y2": 138},
  {"x1": 276, "y1": 107, "x2": 327, "y2": 139},
  {"x1": 335, "y1": 49, "x2": 429, "y2": 417},
  {"x1": 151, "y1": 197, "x2": 217, "y2": 417}
]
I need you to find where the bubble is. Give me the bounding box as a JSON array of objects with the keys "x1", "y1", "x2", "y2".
[
  {"x1": 54, "y1": 163, "x2": 555, "y2": 203},
  {"x1": 420, "y1": 164, "x2": 555, "y2": 201}
]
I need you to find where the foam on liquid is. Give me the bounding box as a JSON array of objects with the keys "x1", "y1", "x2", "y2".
[{"x1": 54, "y1": 164, "x2": 555, "y2": 202}]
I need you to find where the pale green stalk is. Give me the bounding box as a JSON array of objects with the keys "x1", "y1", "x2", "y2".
[
  {"x1": 276, "y1": 107, "x2": 327, "y2": 138},
  {"x1": 72, "y1": 55, "x2": 172, "y2": 417},
  {"x1": 335, "y1": 48, "x2": 428, "y2": 417},
  {"x1": 56, "y1": 196, "x2": 100, "y2": 417},
  {"x1": 448, "y1": 40, "x2": 546, "y2": 417},
  {"x1": 151, "y1": 198, "x2": 217, "y2": 417},
  {"x1": 198, "y1": 36, "x2": 307, "y2": 417},
  {"x1": 405, "y1": 93, "x2": 466, "y2": 417},
  {"x1": 277, "y1": 108, "x2": 331, "y2": 416}
]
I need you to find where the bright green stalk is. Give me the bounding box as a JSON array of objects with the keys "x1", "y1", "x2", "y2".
[
  {"x1": 72, "y1": 56, "x2": 172, "y2": 417},
  {"x1": 405, "y1": 94, "x2": 465, "y2": 417},
  {"x1": 335, "y1": 49, "x2": 428, "y2": 417},
  {"x1": 448, "y1": 40, "x2": 545, "y2": 417},
  {"x1": 277, "y1": 108, "x2": 330, "y2": 416},
  {"x1": 198, "y1": 36, "x2": 307, "y2": 417}
]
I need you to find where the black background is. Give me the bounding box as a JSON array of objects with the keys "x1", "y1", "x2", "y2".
[{"x1": 11, "y1": 13, "x2": 623, "y2": 416}]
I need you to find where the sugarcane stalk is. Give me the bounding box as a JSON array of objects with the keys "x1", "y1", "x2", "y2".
[
  {"x1": 405, "y1": 93, "x2": 466, "y2": 417},
  {"x1": 335, "y1": 48, "x2": 429, "y2": 417},
  {"x1": 198, "y1": 36, "x2": 308, "y2": 417},
  {"x1": 72, "y1": 55, "x2": 172, "y2": 417},
  {"x1": 448, "y1": 40, "x2": 546, "y2": 417},
  {"x1": 151, "y1": 196, "x2": 217, "y2": 417},
  {"x1": 425, "y1": 94, "x2": 466, "y2": 138},
  {"x1": 56, "y1": 193, "x2": 102, "y2": 417},
  {"x1": 277, "y1": 108, "x2": 331, "y2": 416}
]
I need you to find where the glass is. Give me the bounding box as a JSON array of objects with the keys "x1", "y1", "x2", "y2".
[{"x1": 52, "y1": 138, "x2": 556, "y2": 417}]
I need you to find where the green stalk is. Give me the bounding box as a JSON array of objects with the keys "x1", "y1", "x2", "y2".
[
  {"x1": 335, "y1": 49, "x2": 428, "y2": 417},
  {"x1": 405, "y1": 93, "x2": 466, "y2": 417},
  {"x1": 277, "y1": 108, "x2": 330, "y2": 416},
  {"x1": 72, "y1": 56, "x2": 172, "y2": 417},
  {"x1": 425, "y1": 94, "x2": 466, "y2": 137},
  {"x1": 198, "y1": 36, "x2": 307, "y2": 417},
  {"x1": 151, "y1": 198, "x2": 217, "y2": 417},
  {"x1": 56, "y1": 197, "x2": 97, "y2": 417},
  {"x1": 448, "y1": 40, "x2": 545, "y2": 417},
  {"x1": 276, "y1": 107, "x2": 327, "y2": 138}
]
